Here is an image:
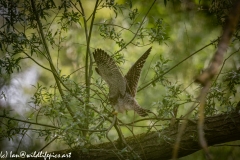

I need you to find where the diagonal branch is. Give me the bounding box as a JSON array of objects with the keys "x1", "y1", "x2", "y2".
[
  {"x1": 193, "y1": 0, "x2": 240, "y2": 158},
  {"x1": 29, "y1": 108, "x2": 240, "y2": 160},
  {"x1": 138, "y1": 39, "x2": 218, "y2": 92},
  {"x1": 30, "y1": 0, "x2": 84, "y2": 130}
]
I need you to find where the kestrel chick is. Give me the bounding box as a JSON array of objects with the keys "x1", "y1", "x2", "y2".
[{"x1": 93, "y1": 47, "x2": 152, "y2": 117}]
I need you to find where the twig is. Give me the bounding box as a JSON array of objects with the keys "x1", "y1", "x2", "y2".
[
  {"x1": 119, "y1": 117, "x2": 187, "y2": 126},
  {"x1": 121, "y1": 123, "x2": 147, "y2": 160},
  {"x1": 106, "y1": 115, "x2": 118, "y2": 150},
  {"x1": 94, "y1": 23, "x2": 137, "y2": 34},
  {"x1": 16, "y1": 124, "x2": 31, "y2": 154},
  {"x1": 212, "y1": 49, "x2": 240, "y2": 85},
  {"x1": 39, "y1": 135, "x2": 59, "y2": 151},
  {"x1": 0, "y1": 114, "x2": 59, "y2": 128},
  {"x1": 114, "y1": 0, "x2": 157, "y2": 54},
  {"x1": 0, "y1": 114, "x2": 108, "y2": 132},
  {"x1": 172, "y1": 101, "x2": 199, "y2": 159},
  {"x1": 138, "y1": 39, "x2": 218, "y2": 92}
]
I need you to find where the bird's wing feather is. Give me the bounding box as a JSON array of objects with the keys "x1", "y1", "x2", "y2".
[
  {"x1": 124, "y1": 47, "x2": 152, "y2": 97},
  {"x1": 93, "y1": 49, "x2": 126, "y2": 100}
]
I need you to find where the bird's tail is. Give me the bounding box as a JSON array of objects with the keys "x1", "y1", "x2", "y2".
[{"x1": 133, "y1": 104, "x2": 149, "y2": 117}]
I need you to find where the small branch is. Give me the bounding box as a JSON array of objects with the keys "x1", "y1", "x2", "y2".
[
  {"x1": 39, "y1": 135, "x2": 59, "y2": 151},
  {"x1": 78, "y1": 0, "x2": 99, "y2": 136},
  {"x1": 0, "y1": 114, "x2": 59, "y2": 129},
  {"x1": 172, "y1": 120, "x2": 189, "y2": 159},
  {"x1": 94, "y1": 23, "x2": 137, "y2": 34},
  {"x1": 106, "y1": 115, "x2": 118, "y2": 150},
  {"x1": 114, "y1": 0, "x2": 157, "y2": 54},
  {"x1": 172, "y1": 102, "x2": 199, "y2": 159},
  {"x1": 86, "y1": 0, "x2": 99, "y2": 94},
  {"x1": 23, "y1": 51, "x2": 52, "y2": 72},
  {"x1": 16, "y1": 124, "x2": 31, "y2": 154},
  {"x1": 118, "y1": 117, "x2": 189, "y2": 126},
  {"x1": 70, "y1": 1, "x2": 83, "y2": 16},
  {"x1": 0, "y1": 114, "x2": 108, "y2": 132},
  {"x1": 213, "y1": 49, "x2": 239, "y2": 85},
  {"x1": 138, "y1": 39, "x2": 218, "y2": 92}
]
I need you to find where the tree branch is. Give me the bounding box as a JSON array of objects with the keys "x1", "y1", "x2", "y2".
[
  {"x1": 29, "y1": 109, "x2": 240, "y2": 160},
  {"x1": 194, "y1": 1, "x2": 240, "y2": 157}
]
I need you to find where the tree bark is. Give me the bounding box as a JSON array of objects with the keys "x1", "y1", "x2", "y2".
[{"x1": 29, "y1": 108, "x2": 240, "y2": 160}]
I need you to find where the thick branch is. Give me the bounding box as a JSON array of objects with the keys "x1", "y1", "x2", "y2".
[{"x1": 32, "y1": 109, "x2": 240, "y2": 160}]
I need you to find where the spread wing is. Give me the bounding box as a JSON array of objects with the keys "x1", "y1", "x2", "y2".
[
  {"x1": 93, "y1": 49, "x2": 126, "y2": 101},
  {"x1": 124, "y1": 47, "x2": 152, "y2": 97}
]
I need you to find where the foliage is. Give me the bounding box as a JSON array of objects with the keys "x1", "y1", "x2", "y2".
[{"x1": 0, "y1": 0, "x2": 239, "y2": 159}]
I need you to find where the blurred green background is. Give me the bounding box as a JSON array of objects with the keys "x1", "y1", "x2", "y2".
[{"x1": 0, "y1": 0, "x2": 239, "y2": 159}]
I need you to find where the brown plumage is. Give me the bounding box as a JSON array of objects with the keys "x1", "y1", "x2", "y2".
[{"x1": 93, "y1": 47, "x2": 152, "y2": 117}]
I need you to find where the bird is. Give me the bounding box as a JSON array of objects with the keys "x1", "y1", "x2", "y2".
[{"x1": 93, "y1": 47, "x2": 152, "y2": 117}]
